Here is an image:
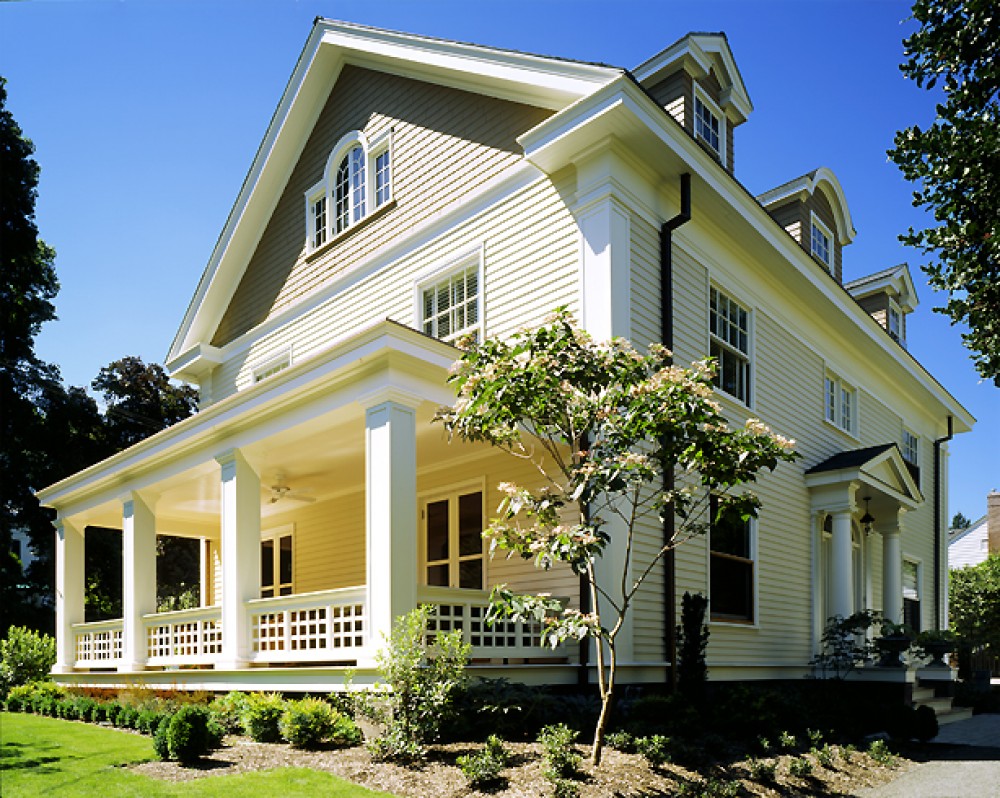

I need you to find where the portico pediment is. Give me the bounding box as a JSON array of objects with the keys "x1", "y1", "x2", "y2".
[{"x1": 804, "y1": 443, "x2": 923, "y2": 509}]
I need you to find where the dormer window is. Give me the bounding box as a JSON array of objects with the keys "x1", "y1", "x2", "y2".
[
  {"x1": 693, "y1": 89, "x2": 725, "y2": 164},
  {"x1": 305, "y1": 130, "x2": 392, "y2": 253},
  {"x1": 810, "y1": 214, "x2": 833, "y2": 269},
  {"x1": 888, "y1": 300, "x2": 903, "y2": 344}
]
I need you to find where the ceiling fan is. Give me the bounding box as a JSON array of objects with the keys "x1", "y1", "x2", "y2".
[{"x1": 266, "y1": 475, "x2": 316, "y2": 505}]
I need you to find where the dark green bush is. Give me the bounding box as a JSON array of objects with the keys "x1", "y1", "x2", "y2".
[
  {"x1": 137, "y1": 707, "x2": 167, "y2": 735},
  {"x1": 153, "y1": 715, "x2": 172, "y2": 761},
  {"x1": 4, "y1": 683, "x2": 34, "y2": 711},
  {"x1": 368, "y1": 726, "x2": 423, "y2": 764},
  {"x1": 636, "y1": 734, "x2": 672, "y2": 766},
  {"x1": 279, "y1": 697, "x2": 341, "y2": 749},
  {"x1": 538, "y1": 723, "x2": 581, "y2": 779},
  {"x1": 209, "y1": 691, "x2": 251, "y2": 733},
  {"x1": 449, "y1": 678, "x2": 560, "y2": 741},
  {"x1": 456, "y1": 734, "x2": 509, "y2": 789},
  {"x1": 603, "y1": 730, "x2": 637, "y2": 753},
  {"x1": 242, "y1": 692, "x2": 286, "y2": 743},
  {"x1": 166, "y1": 705, "x2": 216, "y2": 764},
  {"x1": 746, "y1": 755, "x2": 777, "y2": 782},
  {"x1": 117, "y1": 704, "x2": 139, "y2": 729}
]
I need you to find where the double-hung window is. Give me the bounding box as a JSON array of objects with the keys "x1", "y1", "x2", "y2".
[
  {"x1": 423, "y1": 490, "x2": 484, "y2": 590},
  {"x1": 824, "y1": 372, "x2": 856, "y2": 435},
  {"x1": 810, "y1": 214, "x2": 833, "y2": 269},
  {"x1": 902, "y1": 429, "x2": 920, "y2": 488},
  {"x1": 261, "y1": 528, "x2": 293, "y2": 598},
  {"x1": 421, "y1": 262, "x2": 482, "y2": 345},
  {"x1": 887, "y1": 300, "x2": 903, "y2": 344},
  {"x1": 694, "y1": 91, "x2": 724, "y2": 162},
  {"x1": 710, "y1": 496, "x2": 754, "y2": 623},
  {"x1": 305, "y1": 131, "x2": 392, "y2": 252},
  {"x1": 709, "y1": 286, "x2": 751, "y2": 405}
]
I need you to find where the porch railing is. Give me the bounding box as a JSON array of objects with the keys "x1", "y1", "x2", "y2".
[
  {"x1": 73, "y1": 619, "x2": 123, "y2": 667},
  {"x1": 247, "y1": 586, "x2": 368, "y2": 663},
  {"x1": 145, "y1": 606, "x2": 222, "y2": 666},
  {"x1": 418, "y1": 586, "x2": 564, "y2": 660}
]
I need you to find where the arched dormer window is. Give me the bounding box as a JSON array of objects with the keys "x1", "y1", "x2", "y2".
[{"x1": 305, "y1": 130, "x2": 392, "y2": 252}]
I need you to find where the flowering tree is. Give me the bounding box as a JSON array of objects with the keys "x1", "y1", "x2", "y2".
[{"x1": 436, "y1": 310, "x2": 798, "y2": 765}]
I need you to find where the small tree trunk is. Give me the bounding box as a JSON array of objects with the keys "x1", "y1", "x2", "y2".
[{"x1": 590, "y1": 641, "x2": 616, "y2": 766}]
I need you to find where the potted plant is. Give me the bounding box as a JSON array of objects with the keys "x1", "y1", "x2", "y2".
[
  {"x1": 876, "y1": 621, "x2": 913, "y2": 667},
  {"x1": 914, "y1": 629, "x2": 957, "y2": 668}
]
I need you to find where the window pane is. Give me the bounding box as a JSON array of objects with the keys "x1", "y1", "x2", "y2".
[
  {"x1": 426, "y1": 499, "x2": 449, "y2": 561},
  {"x1": 711, "y1": 554, "x2": 753, "y2": 620},
  {"x1": 711, "y1": 502, "x2": 750, "y2": 558},
  {"x1": 261, "y1": 539, "x2": 274, "y2": 589},
  {"x1": 427, "y1": 564, "x2": 449, "y2": 587},
  {"x1": 279, "y1": 535, "x2": 293, "y2": 585},
  {"x1": 458, "y1": 492, "x2": 483, "y2": 556},
  {"x1": 458, "y1": 559, "x2": 483, "y2": 590}
]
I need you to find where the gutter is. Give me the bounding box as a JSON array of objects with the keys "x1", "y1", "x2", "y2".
[
  {"x1": 661, "y1": 173, "x2": 691, "y2": 688},
  {"x1": 933, "y1": 415, "x2": 954, "y2": 629}
]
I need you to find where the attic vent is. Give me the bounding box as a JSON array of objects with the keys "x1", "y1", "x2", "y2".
[{"x1": 252, "y1": 348, "x2": 292, "y2": 384}]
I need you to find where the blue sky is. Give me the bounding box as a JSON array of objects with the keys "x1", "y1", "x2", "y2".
[{"x1": 2, "y1": 0, "x2": 996, "y2": 519}]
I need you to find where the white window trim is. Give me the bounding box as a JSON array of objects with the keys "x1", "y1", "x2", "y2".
[
  {"x1": 708, "y1": 283, "x2": 753, "y2": 408},
  {"x1": 902, "y1": 427, "x2": 919, "y2": 466},
  {"x1": 260, "y1": 524, "x2": 294, "y2": 598},
  {"x1": 887, "y1": 298, "x2": 904, "y2": 343},
  {"x1": 693, "y1": 84, "x2": 727, "y2": 166},
  {"x1": 810, "y1": 212, "x2": 834, "y2": 269},
  {"x1": 707, "y1": 505, "x2": 759, "y2": 628},
  {"x1": 823, "y1": 370, "x2": 858, "y2": 438},
  {"x1": 418, "y1": 480, "x2": 487, "y2": 590},
  {"x1": 252, "y1": 346, "x2": 292, "y2": 384},
  {"x1": 303, "y1": 129, "x2": 394, "y2": 254},
  {"x1": 413, "y1": 245, "x2": 485, "y2": 345}
]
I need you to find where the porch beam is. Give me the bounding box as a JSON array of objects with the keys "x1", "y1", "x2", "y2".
[
  {"x1": 217, "y1": 449, "x2": 261, "y2": 669},
  {"x1": 364, "y1": 393, "x2": 419, "y2": 659},
  {"x1": 121, "y1": 493, "x2": 157, "y2": 671},
  {"x1": 53, "y1": 519, "x2": 85, "y2": 673}
]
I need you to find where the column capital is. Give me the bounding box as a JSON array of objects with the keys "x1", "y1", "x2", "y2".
[
  {"x1": 809, "y1": 481, "x2": 860, "y2": 517},
  {"x1": 359, "y1": 386, "x2": 424, "y2": 412}
]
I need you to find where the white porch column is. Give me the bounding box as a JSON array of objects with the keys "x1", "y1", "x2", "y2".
[
  {"x1": 217, "y1": 449, "x2": 260, "y2": 670},
  {"x1": 364, "y1": 393, "x2": 419, "y2": 657},
  {"x1": 53, "y1": 519, "x2": 85, "y2": 673},
  {"x1": 121, "y1": 493, "x2": 157, "y2": 671},
  {"x1": 880, "y1": 509, "x2": 904, "y2": 625},
  {"x1": 829, "y1": 507, "x2": 855, "y2": 619}
]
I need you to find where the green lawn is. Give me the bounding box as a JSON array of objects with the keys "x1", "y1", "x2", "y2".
[{"x1": 0, "y1": 712, "x2": 397, "y2": 798}]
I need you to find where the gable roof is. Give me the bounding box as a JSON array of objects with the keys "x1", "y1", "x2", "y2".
[
  {"x1": 805, "y1": 443, "x2": 923, "y2": 508},
  {"x1": 756, "y1": 167, "x2": 857, "y2": 245},
  {"x1": 844, "y1": 262, "x2": 919, "y2": 313},
  {"x1": 166, "y1": 19, "x2": 620, "y2": 371}
]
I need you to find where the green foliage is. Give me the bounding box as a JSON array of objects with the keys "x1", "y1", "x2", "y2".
[
  {"x1": 538, "y1": 723, "x2": 582, "y2": 779},
  {"x1": 603, "y1": 730, "x2": 637, "y2": 753},
  {"x1": 280, "y1": 697, "x2": 360, "y2": 749},
  {"x1": 951, "y1": 512, "x2": 972, "y2": 530},
  {"x1": 165, "y1": 704, "x2": 216, "y2": 764},
  {"x1": 0, "y1": 627, "x2": 55, "y2": 697},
  {"x1": 746, "y1": 755, "x2": 776, "y2": 782},
  {"x1": 635, "y1": 734, "x2": 672, "y2": 766},
  {"x1": 242, "y1": 692, "x2": 287, "y2": 743},
  {"x1": 153, "y1": 715, "x2": 172, "y2": 761},
  {"x1": 840, "y1": 743, "x2": 856, "y2": 764},
  {"x1": 364, "y1": 605, "x2": 470, "y2": 762},
  {"x1": 455, "y1": 734, "x2": 510, "y2": 789},
  {"x1": 677, "y1": 592, "x2": 709, "y2": 699},
  {"x1": 814, "y1": 743, "x2": 836, "y2": 769},
  {"x1": 950, "y1": 555, "x2": 1000, "y2": 654},
  {"x1": 788, "y1": 755, "x2": 813, "y2": 777},
  {"x1": 448, "y1": 677, "x2": 559, "y2": 741},
  {"x1": 810, "y1": 611, "x2": 881, "y2": 679},
  {"x1": 888, "y1": 0, "x2": 1000, "y2": 380},
  {"x1": 868, "y1": 738, "x2": 896, "y2": 766},
  {"x1": 778, "y1": 730, "x2": 797, "y2": 751},
  {"x1": 209, "y1": 690, "x2": 252, "y2": 733},
  {"x1": 437, "y1": 310, "x2": 797, "y2": 764}
]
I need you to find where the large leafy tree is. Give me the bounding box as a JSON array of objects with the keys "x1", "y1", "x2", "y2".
[
  {"x1": 0, "y1": 76, "x2": 61, "y2": 631},
  {"x1": 950, "y1": 554, "x2": 1000, "y2": 664},
  {"x1": 888, "y1": 0, "x2": 1000, "y2": 382},
  {"x1": 437, "y1": 310, "x2": 798, "y2": 765}
]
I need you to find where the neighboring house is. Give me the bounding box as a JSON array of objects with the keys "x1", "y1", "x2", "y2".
[
  {"x1": 38, "y1": 21, "x2": 973, "y2": 691},
  {"x1": 949, "y1": 491, "x2": 1000, "y2": 570}
]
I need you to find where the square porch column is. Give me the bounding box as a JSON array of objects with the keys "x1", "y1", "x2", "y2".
[
  {"x1": 53, "y1": 519, "x2": 85, "y2": 673},
  {"x1": 364, "y1": 392, "x2": 419, "y2": 659},
  {"x1": 217, "y1": 449, "x2": 261, "y2": 670},
  {"x1": 121, "y1": 494, "x2": 157, "y2": 671}
]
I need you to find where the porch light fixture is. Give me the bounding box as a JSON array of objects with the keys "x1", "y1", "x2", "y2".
[{"x1": 860, "y1": 496, "x2": 875, "y2": 535}]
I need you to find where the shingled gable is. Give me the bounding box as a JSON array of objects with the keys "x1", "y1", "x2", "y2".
[{"x1": 165, "y1": 19, "x2": 620, "y2": 380}]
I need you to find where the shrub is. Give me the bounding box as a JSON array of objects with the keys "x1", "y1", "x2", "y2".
[
  {"x1": 913, "y1": 704, "x2": 939, "y2": 742},
  {"x1": 4, "y1": 683, "x2": 36, "y2": 712},
  {"x1": 636, "y1": 734, "x2": 672, "y2": 766},
  {"x1": 279, "y1": 697, "x2": 344, "y2": 749},
  {"x1": 550, "y1": 777, "x2": 580, "y2": 798},
  {"x1": 0, "y1": 627, "x2": 56, "y2": 698},
  {"x1": 778, "y1": 730, "x2": 797, "y2": 751},
  {"x1": 364, "y1": 605, "x2": 470, "y2": 762},
  {"x1": 209, "y1": 691, "x2": 251, "y2": 733},
  {"x1": 27, "y1": 682, "x2": 65, "y2": 715},
  {"x1": 788, "y1": 755, "x2": 813, "y2": 777},
  {"x1": 676, "y1": 592, "x2": 709, "y2": 699},
  {"x1": 868, "y1": 738, "x2": 896, "y2": 766},
  {"x1": 166, "y1": 704, "x2": 216, "y2": 764},
  {"x1": 153, "y1": 715, "x2": 172, "y2": 761},
  {"x1": 604, "y1": 730, "x2": 637, "y2": 753},
  {"x1": 746, "y1": 755, "x2": 777, "y2": 782},
  {"x1": 456, "y1": 734, "x2": 510, "y2": 789},
  {"x1": 117, "y1": 704, "x2": 139, "y2": 729},
  {"x1": 806, "y1": 728, "x2": 823, "y2": 748},
  {"x1": 701, "y1": 778, "x2": 741, "y2": 798},
  {"x1": 840, "y1": 743, "x2": 856, "y2": 764},
  {"x1": 538, "y1": 723, "x2": 581, "y2": 779},
  {"x1": 814, "y1": 743, "x2": 836, "y2": 769},
  {"x1": 242, "y1": 692, "x2": 286, "y2": 743}
]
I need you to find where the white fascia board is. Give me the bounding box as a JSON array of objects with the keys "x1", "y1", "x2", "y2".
[
  {"x1": 39, "y1": 321, "x2": 457, "y2": 515},
  {"x1": 166, "y1": 342, "x2": 224, "y2": 383},
  {"x1": 520, "y1": 78, "x2": 972, "y2": 433}
]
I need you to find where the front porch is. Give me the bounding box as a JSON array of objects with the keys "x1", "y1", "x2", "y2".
[{"x1": 40, "y1": 323, "x2": 578, "y2": 691}]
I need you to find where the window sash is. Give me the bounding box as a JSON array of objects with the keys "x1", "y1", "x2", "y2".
[
  {"x1": 424, "y1": 491, "x2": 484, "y2": 590},
  {"x1": 694, "y1": 96, "x2": 721, "y2": 155},
  {"x1": 422, "y1": 266, "x2": 480, "y2": 344},
  {"x1": 261, "y1": 533, "x2": 293, "y2": 598},
  {"x1": 374, "y1": 149, "x2": 391, "y2": 207},
  {"x1": 811, "y1": 222, "x2": 831, "y2": 265},
  {"x1": 709, "y1": 287, "x2": 751, "y2": 403},
  {"x1": 710, "y1": 496, "x2": 754, "y2": 622}
]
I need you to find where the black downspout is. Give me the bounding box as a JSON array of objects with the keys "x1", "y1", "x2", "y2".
[
  {"x1": 933, "y1": 415, "x2": 954, "y2": 630},
  {"x1": 661, "y1": 173, "x2": 691, "y2": 689}
]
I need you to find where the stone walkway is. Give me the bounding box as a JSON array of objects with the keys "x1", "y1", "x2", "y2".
[{"x1": 856, "y1": 713, "x2": 1000, "y2": 798}]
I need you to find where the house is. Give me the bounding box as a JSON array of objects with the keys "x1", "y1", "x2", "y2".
[
  {"x1": 38, "y1": 21, "x2": 974, "y2": 692},
  {"x1": 948, "y1": 491, "x2": 1000, "y2": 570}
]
